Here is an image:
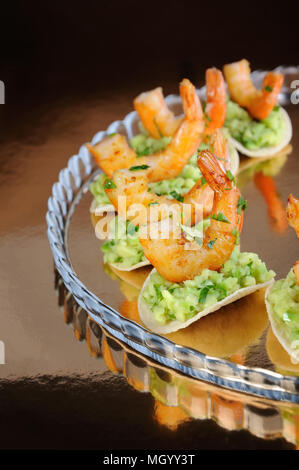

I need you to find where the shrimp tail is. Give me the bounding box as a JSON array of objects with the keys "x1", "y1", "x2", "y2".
[
  {"x1": 180, "y1": 78, "x2": 203, "y2": 121},
  {"x1": 197, "y1": 150, "x2": 228, "y2": 194}
]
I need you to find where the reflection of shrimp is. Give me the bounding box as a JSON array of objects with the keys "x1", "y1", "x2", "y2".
[
  {"x1": 134, "y1": 87, "x2": 181, "y2": 138},
  {"x1": 286, "y1": 194, "x2": 299, "y2": 284},
  {"x1": 134, "y1": 68, "x2": 226, "y2": 138},
  {"x1": 139, "y1": 151, "x2": 244, "y2": 283},
  {"x1": 87, "y1": 79, "x2": 204, "y2": 181},
  {"x1": 254, "y1": 172, "x2": 288, "y2": 234},
  {"x1": 223, "y1": 59, "x2": 283, "y2": 120},
  {"x1": 104, "y1": 130, "x2": 231, "y2": 225}
]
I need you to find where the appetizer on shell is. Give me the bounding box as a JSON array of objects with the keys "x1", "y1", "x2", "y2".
[
  {"x1": 265, "y1": 194, "x2": 299, "y2": 363},
  {"x1": 138, "y1": 150, "x2": 275, "y2": 334},
  {"x1": 223, "y1": 59, "x2": 292, "y2": 158}
]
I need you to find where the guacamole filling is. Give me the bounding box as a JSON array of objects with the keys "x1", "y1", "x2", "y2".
[
  {"x1": 267, "y1": 269, "x2": 299, "y2": 350},
  {"x1": 101, "y1": 217, "x2": 210, "y2": 269},
  {"x1": 101, "y1": 216, "x2": 146, "y2": 269},
  {"x1": 225, "y1": 100, "x2": 285, "y2": 150},
  {"x1": 142, "y1": 247, "x2": 275, "y2": 325},
  {"x1": 90, "y1": 173, "x2": 111, "y2": 208}
]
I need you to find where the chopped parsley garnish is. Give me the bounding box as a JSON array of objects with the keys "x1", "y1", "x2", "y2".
[
  {"x1": 170, "y1": 190, "x2": 184, "y2": 202},
  {"x1": 136, "y1": 147, "x2": 150, "y2": 157},
  {"x1": 211, "y1": 212, "x2": 230, "y2": 223},
  {"x1": 264, "y1": 85, "x2": 273, "y2": 92},
  {"x1": 148, "y1": 201, "x2": 159, "y2": 206},
  {"x1": 273, "y1": 105, "x2": 280, "y2": 111},
  {"x1": 153, "y1": 116, "x2": 163, "y2": 138},
  {"x1": 199, "y1": 286, "x2": 210, "y2": 303},
  {"x1": 201, "y1": 176, "x2": 207, "y2": 186},
  {"x1": 104, "y1": 178, "x2": 116, "y2": 189},
  {"x1": 226, "y1": 170, "x2": 235, "y2": 184},
  {"x1": 231, "y1": 228, "x2": 240, "y2": 245},
  {"x1": 208, "y1": 238, "x2": 217, "y2": 249},
  {"x1": 154, "y1": 284, "x2": 162, "y2": 302},
  {"x1": 108, "y1": 132, "x2": 116, "y2": 137},
  {"x1": 126, "y1": 221, "x2": 139, "y2": 236},
  {"x1": 115, "y1": 256, "x2": 123, "y2": 263},
  {"x1": 129, "y1": 164, "x2": 150, "y2": 171},
  {"x1": 237, "y1": 196, "x2": 247, "y2": 215}
]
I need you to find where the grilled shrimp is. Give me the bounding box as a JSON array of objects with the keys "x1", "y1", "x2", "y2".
[
  {"x1": 134, "y1": 87, "x2": 181, "y2": 138},
  {"x1": 286, "y1": 194, "x2": 299, "y2": 284},
  {"x1": 139, "y1": 150, "x2": 244, "y2": 283},
  {"x1": 87, "y1": 79, "x2": 204, "y2": 181},
  {"x1": 223, "y1": 59, "x2": 283, "y2": 121},
  {"x1": 104, "y1": 129, "x2": 231, "y2": 225},
  {"x1": 134, "y1": 68, "x2": 226, "y2": 139},
  {"x1": 204, "y1": 68, "x2": 227, "y2": 135}
]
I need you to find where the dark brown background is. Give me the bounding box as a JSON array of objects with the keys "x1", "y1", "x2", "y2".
[{"x1": 0, "y1": 0, "x2": 298, "y2": 451}]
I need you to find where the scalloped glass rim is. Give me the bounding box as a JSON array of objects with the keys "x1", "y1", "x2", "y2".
[{"x1": 47, "y1": 67, "x2": 299, "y2": 403}]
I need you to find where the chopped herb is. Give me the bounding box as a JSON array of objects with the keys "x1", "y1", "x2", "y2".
[
  {"x1": 201, "y1": 176, "x2": 207, "y2": 186},
  {"x1": 265, "y1": 85, "x2": 273, "y2": 92},
  {"x1": 126, "y1": 221, "x2": 139, "y2": 236},
  {"x1": 199, "y1": 286, "x2": 210, "y2": 303},
  {"x1": 204, "y1": 113, "x2": 212, "y2": 122},
  {"x1": 273, "y1": 105, "x2": 280, "y2": 111},
  {"x1": 189, "y1": 305, "x2": 195, "y2": 311},
  {"x1": 136, "y1": 146, "x2": 150, "y2": 157},
  {"x1": 108, "y1": 132, "x2": 116, "y2": 137},
  {"x1": 231, "y1": 228, "x2": 240, "y2": 245},
  {"x1": 226, "y1": 170, "x2": 235, "y2": 184},
  {"x1": 129, "y1": 164, "x2": 150, "y2": 171},
  {"x1": 148, "y1": 201, "x2": 159, "y2": 206},
  {"x1": 208, "y1": 238, "x2": 217, "y2": 249},
  {"x1": 154, "y1": 284, "x2": 162, "y2": 302},
  {"x1": 115, "y1": 256, "x2": 123, "y2": 263},
  {"x1": 202, "y1": 102, "x2": 206, "y2": 112},
  {"x1": 211, "y1": 212, "x2": 230, "y2": 223},
  {"x1": 168, "y1": 287, "x2": 175, "y2": 294},
  {"x1": 104, "y1": 178, "x2": 116, "y2": 189},
  {"x1": 247, "y1": 260, "x2": 253, "y2": 269},
  {"x1": 237, "y1": 196, "x2": 247, "y2": 215},
  {"x1": 170, "y1": 190, "x2": 184, "y2": 202},
  {"x1": 153, "y1": 116, "x2": 163, "y2": 137}
]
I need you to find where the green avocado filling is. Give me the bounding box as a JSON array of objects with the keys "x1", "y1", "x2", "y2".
[
  {"x1": 267, "y1": 269, "x2": 299, "y2": 348},
  {"x1": 90, "y1": 173, "x2": 111, "y2": 207},
  {"x1": 101, "y1": 216, "x2": 146, "y2": 269},
  {"x1": 142, "y1": 247, "x2": 275, "y2": 325},
  {"x1": 101, "y1": 217, "x2": 210, "y2": 269},
  {"x1": 225, "y1": 100, "x2": 285, "y2": 150}
]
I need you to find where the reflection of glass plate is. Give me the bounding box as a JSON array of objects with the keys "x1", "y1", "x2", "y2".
[
  {"x1": 55, "y1": 270, "x2": 299, "y2": 447},
  {"x1": 47, "y1": 68, "x2": 299, "y2": 402}
]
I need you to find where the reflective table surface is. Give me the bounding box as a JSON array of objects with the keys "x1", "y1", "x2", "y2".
[{"x1": 1, "y1": 79, "x2": 299, "y2": 450}]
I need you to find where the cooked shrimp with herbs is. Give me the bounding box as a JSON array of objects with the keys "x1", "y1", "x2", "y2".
[
  {"x1": 134, "y1": 67, "x2": 227, "y2": 139},
  {"x1": 103, "y1": 130, "x2": 233, "y2": 225},
  {"x1": 266, "y1": 194, "x2": 299, "y2": 361},
  {"x1": 223, "y1": 59, "x2": 283, "y2": 121},
  {"x1": 139, "y1": 150, "x2": 245, "y2": 283},
  {"x1": 87, "y1": 79, "x2": 204, "y2": 181}
]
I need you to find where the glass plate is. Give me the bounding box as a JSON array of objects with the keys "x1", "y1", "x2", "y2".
[
  {"x1": 55, "y1": 271, "x2": 299, "y2": 447},
  {"x1": 47, "y1": 67, "x2": 299, "y2": 402}
]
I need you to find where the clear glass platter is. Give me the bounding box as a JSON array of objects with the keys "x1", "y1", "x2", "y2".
[{"x1": 47, "y1": 67, "x2": 299, "y2": 402}]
